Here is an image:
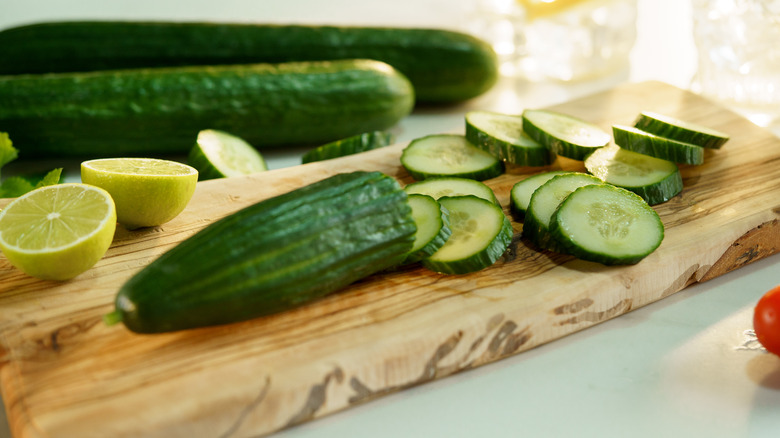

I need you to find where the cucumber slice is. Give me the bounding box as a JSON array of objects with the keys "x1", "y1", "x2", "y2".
[
  {"x1": 188, "y1": 129, "x2": 267, "y2": 180},
  {"x1": 404, "y1": 177, "x2": 499, "y2": 205},
  {"x1": 509, "y1": 170, "x2": 571, "y2": 219},
  {"x1": 465, "y1": 110, "x2": 555, "y2": 167},
  {"x1": 301, "y1": 131, "x2": 394, "y2": 164},
  {"x1": 584, "y1": 144, "x2": 682, "y2": 205},
  {"x1": 633, "y1": 111, "x2": 729, "y2": 149},
  {"x1": 403, "y1": 194, "x2": 452, "y2": 264},
  {"x1": 612, "y1": 125, "x2": 704, "y2": 165},
  {"x1": 524, "y1": 172, "x2": 604, "y2": 251},
  {"x1": 400, "y1": 134, "x2": 504, "y2": 181},
  {"x1": 549, "y1": 184, "x2": 664, "y2": 265},
  {"x1": 522, "y1": 109, "x2": 610, "y2": 160},
  {"x1": 422, "y1": 195, "x2": 513, "y2": 274}
]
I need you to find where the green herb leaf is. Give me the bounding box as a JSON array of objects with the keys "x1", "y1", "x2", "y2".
[
  {"x1": 34, "y1": 168, "x2": 64, "y2": 189},
  {"x1": 0, "y1": 177, "x2": 35, "y2": 198}
]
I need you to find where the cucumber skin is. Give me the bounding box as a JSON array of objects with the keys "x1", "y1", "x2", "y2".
[
  {"x1": 0, "y1": 60, "x2": 414, "y2": 159},
  {"x1": 633, "y1": 113, "x2": 728, "y2": 149},
  {"x1": 612, "y1": 125, "x2": 704, "y2": 165},
  {"x1": 0, "y1": 21, "x2": 498, "y2": 103},
  {"x1": 302, "y1": 131, "x2": 395, "y2": 164},
  {"x1": 115, "y1": 171, "x2": 416, "y2": 334}
]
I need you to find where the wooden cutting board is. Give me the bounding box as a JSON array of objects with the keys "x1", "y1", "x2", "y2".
[{"x1": 1, "y1": 81, "x2": 779, "y2": 438}]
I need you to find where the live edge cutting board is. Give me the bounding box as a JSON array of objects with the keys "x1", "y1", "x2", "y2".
[{"x1": 0, "y1": 81, "x2": 779, "y2": 438}]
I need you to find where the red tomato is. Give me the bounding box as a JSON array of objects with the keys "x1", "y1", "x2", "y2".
[{"x1": 754, "y1": 285, "x2": 780, "y2": 356}]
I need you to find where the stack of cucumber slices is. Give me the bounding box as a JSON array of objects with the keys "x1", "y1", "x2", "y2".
[{"x1": 398, "y1": 107, "x2": 729, "y2": 270}]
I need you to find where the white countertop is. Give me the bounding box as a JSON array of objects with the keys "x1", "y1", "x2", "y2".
[{"x1": 1, "y1": 1, "x2": 779, "y2": 437}]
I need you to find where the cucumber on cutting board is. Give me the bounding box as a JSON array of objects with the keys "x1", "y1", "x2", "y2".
[
  {"x1": 403, "y1": 194, "x2": 452, "y2": 264},
  {"x1": 549, "y1": 184, "x2": 664, "y2": 265},
  {"x1": 584, "y1": 144, "x2": 682, "y2": 205},
  {"x1": 421, "y1": 195, "x2": 513, "y2": 275},
  {"x1": 0, "y1": 21, "x2": 498, "y2": 103},
  {"x1": 404, "y1": 177, "x2": 500, "y2": 205},
  {"x1": 523, "y1": 172, "x2": 604, "y2": 251},
  {"x1": 0, "y1": 59, "x2": 414, "y2": 158},
  {"x1": 612, "y1": 125, "x2": 704, "y2": 165},
  {"x1": 400, "y1": 134, "x2": 504, "y2": 181},
  {"x1": 509, "y1": 170, "x2": 571, "y2": 219},
  {"x1": 633, "y1": 111, "x2": 729, "y2": 149},
  {"x1": 106, "y1": 171, "x2": 416, "y2": 334},
  {"x1": 465, "y1": 110, "x2": 554, "y2": 167},
  {"x1": 522, "y1": 109, "x2": 610, "y2": 160}
]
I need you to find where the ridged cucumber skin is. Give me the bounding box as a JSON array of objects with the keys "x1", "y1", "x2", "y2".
[
  {"x1": 549, "y1": 184, "x2": 664, "y2": 265},
  {"x1": 612, "y1": 125, "x2": 704, "y2": 165},
  {"x1": 0, "y1": 21, "x2": 498, "y2": 103},
  {"x1": 114, "y1": 171, "x2": 416, "y2": 334},
  {"x1": 633, "y1": 111, "x2": 729, "y2": 149},
  {"x1": 302, "y1": 131, "x2": 395, "y2": 164},
  {"x1": 0, "y1": 60, "x2": 414, "y2": 159}
]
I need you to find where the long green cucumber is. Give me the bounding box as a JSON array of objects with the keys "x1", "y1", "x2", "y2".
[
  {"x1": 0, "y1": 21, "x2": 498, "y2": 103},
  {"x1": 107, "y1": 171, "x2": 416, "y2": 334},
  {"x1": 0, "y1": 59, "x2": 414, "y2": 158}
]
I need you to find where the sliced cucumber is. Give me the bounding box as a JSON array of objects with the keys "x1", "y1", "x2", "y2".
[
  {"x1": 188, "y1": 129, "x2": 267, "y2": 180},
  {"x1": 549, "y1": 184, "x2": 664, "y2": 265},
  {"x1": 422, "y1": 195, "x2": 513, "y2": 274},
  {"x1": 301, "y1": 131, "x2": 395, "y2": 164},
  {"x1": 509, "y1": 170, "x2": 571, "y2": 220},
  {"x1": 522, "y1": 109, "x2": 610, "y2": 161},
  {"x1": 403, "y1": 194, "x2": 452, "y2": 264},
  {"x1": 633, "y1": 111, "x2": 729, "y2": 149},
  {"x1": 404, "y1": 177, "x2": 499, "y2": 205},
  {"x1": 524, "y1": 172, "x2": 603, "y2": 251},
  {"x1": 612, "y1": 125, "x2": 704, "y2": 165},
  {"x1": 465, "y1": 110, "x2": 555, "y2": 167},
  {"x1": 584, "y1": 144, "x2": 682, "y2": 205},
  {"x1": 400, "y1": 134, "x2": 504, "y2": 181}
]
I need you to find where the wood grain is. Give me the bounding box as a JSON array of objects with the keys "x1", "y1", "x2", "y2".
[{"x1": 1, "y1": 81, "x2": 779, "y2": 437}]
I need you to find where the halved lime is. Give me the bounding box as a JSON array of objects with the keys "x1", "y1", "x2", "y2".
[
  {"x1": 81, "y1": 158, "x2": 198, "y2": 229},
  {"x1": 188, "y1": 129, "x2": 267, "y2": 180},
  {"x1": 0, "y1": 183, "x2": 116, "y2": 280}
]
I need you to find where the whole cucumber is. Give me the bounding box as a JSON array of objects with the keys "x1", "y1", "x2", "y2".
[
  {"x1": 0, "y1": 59, "x2": 414, "y2": 158},
  {"x1": 0, "y1": 21, "x2": 498, "y2": 103},
  {"x1": 107, "y1": 171, "x2": 416, "y2": 334}
]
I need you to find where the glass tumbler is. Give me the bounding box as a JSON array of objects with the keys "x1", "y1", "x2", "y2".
[
  {"x1": 691, "y1": 0, "x2": 780, "y2": 128},
  {"x1": 465, "y1": 0, "x2": 638, "y2": 82}
]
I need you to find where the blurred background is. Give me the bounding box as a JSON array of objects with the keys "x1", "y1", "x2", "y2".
[{"x1": 1, "y1": 1, "x2": 779, "y2": 437}]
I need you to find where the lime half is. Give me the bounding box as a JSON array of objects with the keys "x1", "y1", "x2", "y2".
[
  {"x1": 0, "y1": 183, "x2": 117, "y2": 280},
  {"x1": 81, "y1": 158, "x2": 198, "y2": 229}
]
